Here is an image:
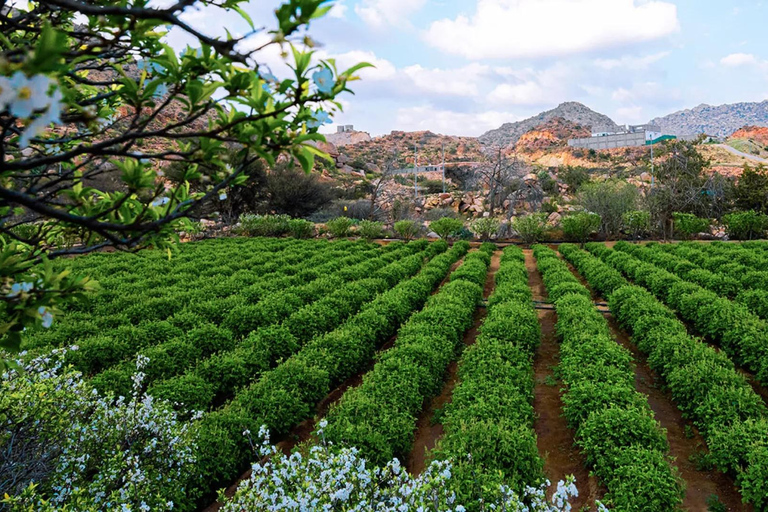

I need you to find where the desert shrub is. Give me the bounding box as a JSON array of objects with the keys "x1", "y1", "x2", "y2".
[
  {"x1": 424, "y1": 207, "x2": 459, "y2": 221},
  {"x1": 420, "y1": 179, "x2": 446, "y2": 195},
  {"x1": 579, "y1": 180, "x2": 639, "y2": 238},
  {"x1": 512, "y1": 213, "x2": 548, "y2": 244},
  {"x1": 538, "y1": 171, "x2": 558, "y2": 194},
  {"x1": 357, "y1": 220, "x2": 385, "y2": 241},
  {"x1": 326, "y1": 217, "x2": 354, "y2": 238},
  {"x1": 559, "y1": 166, "x2": 591, "y2": 192},
  {"x1": 265, "y1": 164, "x2": 335, "y2": 218},
  {"x1": 672, "y1": 212, "x2": 709, "y2": 239},
  {"x1": 288, "y1": 218, "x2": 315, "y2": 239},
  {"x1": 561, "y1": 212, "x2": 601, "y2": 246},
  {"x1": 622, "y1": 210, "x2": 651, "y2": 239},
  {"x1": 471, "y1": 218, "x2": 501, "y2": 241},
  {"x1": 236, "y1": 214, "x2": 291, "y2": 237},
  {"x1": 430, "y1": 217, "x2": 465, "y2": 240},
  {"x1": 723, "y1": 211, "x2": 768, "y2": 240},
  {"x1": 394, "y1": 220, "x2": 420, "y2": 241}
]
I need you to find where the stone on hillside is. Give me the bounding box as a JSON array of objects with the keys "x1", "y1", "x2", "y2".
[
  {"x1": 523, "y1": 173, "x2": 538, "y2": 182},
  {"x1": 340, "y1": 165, "x2": 356, "y2": 174},
  {"x1": 547, "y1": 212, "x2": 562, "y2": 226}
]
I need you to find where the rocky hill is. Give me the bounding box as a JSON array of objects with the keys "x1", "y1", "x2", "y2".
[
  {"x1": 650, "y1": 101, "x2": 768, "y2": 138},
  {"x1": 479, "y1": 102, "x2": 621, "y2": 149},
  {"x1": 730, "y1": 126, "x2": 768, "y2": 146},
  {"x1": 514, "y1": 117, "x2": 591, "y2": 152},
  {"x1": 324, "y1": 129, "x2": 372, "y2": 147},
  {"x1": 336, "y1": 130, "x2": 485, "y2": 170}
]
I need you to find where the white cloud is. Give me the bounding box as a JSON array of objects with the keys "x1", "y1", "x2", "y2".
[
  {"x1": 594, "y1": 52, "x2": 671, "y2": 71},
  {"x1": 328, "y1": 1, "x2": 348, "y2": 19},
  {"x1": 488, "y1": 64, "x2": 575, "y2": 106},
  {"x1": 396, "y1": 106, "x2": 520, "y2": 136},
  {"x1": 402, "y1": 64, "x2": 490, "y2": 97},
  {"x1": 721, "y1": 53, "x2": 760, "y2": 67},
  {"x1": 424, "y1": 0, "x2": 680, "y2": 59},
  {"x1": 615, "y1": 106, "x2": 646, "y2": 124},
  {"x1": 611, "y1": 81, "x2": 680, "y2": 104},
  {"x1": 355, "y1": 0, "x2": 427, "y2": 28},
  {"x1": 317, "y1": 50, "x2": 397, "y2": 81}
]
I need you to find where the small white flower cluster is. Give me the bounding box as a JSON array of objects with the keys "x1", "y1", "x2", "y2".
[
  {"x1": 0, "y1": 72, "x2": 64, "y2": 147},
  {"x1": 223, "y1": 422, "x2": 589, "y2": 512},
  {"x1": 1, "y1": 350, "x2": 199, "y2": 511}
]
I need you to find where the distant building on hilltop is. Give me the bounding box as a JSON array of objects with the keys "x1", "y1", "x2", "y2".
[
  {"x1": 337, "y1": 125, "x2": 355, "y2": 133},
  {"x1": 569, "y1": 123, "x2": 672, "y2": 150}
]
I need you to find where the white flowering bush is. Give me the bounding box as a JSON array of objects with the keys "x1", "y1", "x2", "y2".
[
  {"x1": 0, "y1": 351, "x2": 199, "y2": 511},
  {"x1": 221, "y1": 421, "x2": 591, "y2": 512}
]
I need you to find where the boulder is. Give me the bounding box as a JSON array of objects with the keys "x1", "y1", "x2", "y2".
[
  {"x1": 640, "y1": 172, "x2": 652, "y2": 182},
  {"x1": 547, "y1": 212, "x2": 562, "y2": 226},
  {"x1": 365, "y1": 163, "x2": 380, "y2": 173},
  {"x1": 523, "y1": 173, "x2": 538, "y2": 182},
  {"x1": 340, "y1": 165, "x2": 356, "y2": 174},
  {"x1": 337, "y1": 154, "x2": 350, "y2": 165},
  {"x1": 439, "y1": 193, "x2": 452, "y2": 200}
]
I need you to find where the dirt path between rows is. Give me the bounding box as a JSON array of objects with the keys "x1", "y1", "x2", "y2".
[
  {"x1": 203, "y1": 255, "x2": 467, "y2": 512},
  {"x1": 525, "y1": 249, "x2": 602, "y2": 509},
  {"x1": 406, "y1": 251, "x2": 501, "y2": 476},
  {"x1": 559, "y1": 254, "x2": 749, "y2": 511}
]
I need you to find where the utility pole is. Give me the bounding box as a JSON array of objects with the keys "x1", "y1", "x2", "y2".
[
  {"x1": 441, "y1": 141, "x2": 446, "y2": 194},
  {"x1": 413, "y1": 143, "x2": 418, "y2": 199},
  {"x1": 650, "y1": 138, "x2": 655, "y2": 189}
]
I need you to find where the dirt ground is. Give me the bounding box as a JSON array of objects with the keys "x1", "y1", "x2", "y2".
[
  {"x1": 559, "y1": 253, "x2": 750, "y2": 511},
  {"x1": 525, "y1": 249, "x2": 603, "y2": 509},
  {"x1": 406, "y1": 251, "x2": 501, "y2": 475}
]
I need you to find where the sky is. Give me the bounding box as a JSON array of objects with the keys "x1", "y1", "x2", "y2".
[{"x1": 166, "y1": 0, "x2": 768, "y2": 137}]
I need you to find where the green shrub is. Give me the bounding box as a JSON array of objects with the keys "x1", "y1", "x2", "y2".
[
  {"x1": 672, "y1": 212, "x2": 709, "y2": 239},
  {"x1": 472, "y1": 217, "x2": 501, "y2": 241},
  {"x1": 561, "y1": 212, "x2": 601, "y2": 246},
  {"x1": 512, "y1": 214, "x2": 547, "y2": 244},
  {"x1": 357, "y1": 220, "x2": 384, "y2": 241},
  {"x1": 326, "y1": 217, "x2": 354, "y2": 238},
  {"x1": 237, "y1": 213, "x2": 291, "y2": 237},
  {"x1": 429, "y1": 217, "x2": 465, "y2": 240},
  {"x1": 288, "y1": 219, "x2": 315, "y2": 239},
  {"x1": 394, "y1": 220, "x2": 420, "y2": 241},
  {"x1": 723, "y1": 210, "x2": 768, "y2": 240},
  {"x1": 622, "y1": 210, "x2": 651, "y2": 239}
]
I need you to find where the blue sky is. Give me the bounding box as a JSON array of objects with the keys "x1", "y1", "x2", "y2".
[{"x1": 170, "y1": 0, "x2": 768, "y2": 137}]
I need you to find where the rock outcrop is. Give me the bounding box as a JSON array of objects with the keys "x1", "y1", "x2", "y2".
[
  {"x1": 650, "y1": 101, "x2": 768, "y2": 138},
  {"x1": 479, "y1": 102, "x2": 621, "y2": 149}
]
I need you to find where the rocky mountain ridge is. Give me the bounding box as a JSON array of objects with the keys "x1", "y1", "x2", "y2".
[
  {"x1": 650, "y1": 100, "x2": 768, "y2": 138},
  {"x1": 479, "y1": 101, "x2": 621, "y2": 148}
]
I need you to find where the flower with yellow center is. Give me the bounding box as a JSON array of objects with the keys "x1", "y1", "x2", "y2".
[{"x1": 8, "y1": 72, "x2": 53, "y2": 118}]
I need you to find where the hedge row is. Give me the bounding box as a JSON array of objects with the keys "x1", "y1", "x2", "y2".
[
  {"x1": 93, "y1": 243, "x2": 428, "y2": 400},
  {"x1": 699, "y1": 241, "x2": 768, "y2": 271},
  {"x1": 61, "y1": 244, "x2": 390, "y2": 376},
  {"x1": 600, "y1": 242, "x2": 768, "y2": 385},
  {"x1": 190, "y1": 241, "x2": 471, "y2": 503},
  {"x1": 566, "y1": 244, "x2": 768, "y2": 510},
  {"x1": 659, "y1": 242, "x2": 768, "y2": 320},
  {"x1": 23, "y1": 239, "x2": 383, "y2": 351},
  {"x1": 322, "y1": 245, "x2": 492, "y2": 466},
  {"x1": 432, "y1": 246, "x2": 544, "y2": 505},
  {"x1": 534, "y1": 245, "x2": 684, "y2": 511}
]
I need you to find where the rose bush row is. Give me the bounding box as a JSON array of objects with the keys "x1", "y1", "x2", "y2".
[
  {"x1": 534, "y1": 245, "x2": 684, "y2": 511},
  {"x1": 22, "y1": 238, "x2": 378, "y2": 352},
  {"x1": 604, "y1": 242, "x2": 768, "y2": 385},
  {"x1": 60, "y1": 243, "x2": 387, "y2": 376},
  {"x1": 94, "y1": 242, "x2": 429, "y2": 401},
  {"x1": 659, "y1": 242, "x2": 768, "y2": 320},
  {"x1": 322, "y1": 244, "x2": 494, "y2": 466},
  {"x1": 189, "y1": 241, "x2": 469, "y2": 504},
  {"x1": 432, "y1": 246, "x2": 546, "y2": 507},
  {"x1": 567, "y1": 244, "x2": 768, "y2": 509},
  {"x1": 144, "y1": 246, "x2": 434, "y2": 411}
]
